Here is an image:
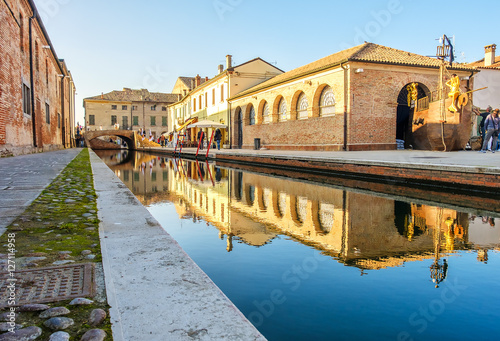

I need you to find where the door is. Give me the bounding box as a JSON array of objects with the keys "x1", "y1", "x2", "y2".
[
  {"x1": 122, "y1": 116, "x2": 129, "y2": 130},
  {"x1": 237, "y1": 109, "x2": 243, "y2": 148}
]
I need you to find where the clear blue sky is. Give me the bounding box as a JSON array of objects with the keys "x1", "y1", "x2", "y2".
[{"x1": 35, "y1": 0, "x2": 499, "y2": 125}]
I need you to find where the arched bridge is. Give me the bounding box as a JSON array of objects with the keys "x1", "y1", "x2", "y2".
[{"x1": 85, "y1": 130, "x2": 137, "y2": 150}]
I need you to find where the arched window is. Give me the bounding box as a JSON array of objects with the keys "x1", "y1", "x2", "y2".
[
  {"x1": 249, "y1": 106, "x2": 255, "y2": 125},
  {"x1": 319, "y1": 86, "x2": 335, "y2": 116},
  {"x1": 318, "y1": 203, "x2": 335, "y2": 234},
  {"x1": 278, "y1": 98, "x2": 287, "y2": 122},
  {"x1": 295, "y1": 196, "x2": 308, "y2": 224},
  {"x1": 247, "y1": 185, "x2": 255, "y2": 205},
  {"x1": 297, "y1": 92, "x2": 308, "y2": 120},
  {"x1": 262, "y1": 102, "x2": 270, "y2": 124},
  {"x1": 278, "y1": 192, "x2": 287, "y2": 217},
  {"x1": 262, "y1": 188, "x2": 271, "y2": 210}
]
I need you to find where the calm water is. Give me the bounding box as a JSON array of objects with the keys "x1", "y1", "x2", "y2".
[{"x1": 96, "y1": 150, "x2": 500, "y2": 341}]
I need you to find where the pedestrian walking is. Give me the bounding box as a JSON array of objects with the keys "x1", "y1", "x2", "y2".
[
  {"x1": 474, "y1": 105, "x2": 492, "y2": 141},
  {"x1": 214, "y1": 128, "x2": 222, "y2": 150},
  {"x1": 479, "y1": 108, "x2": 499, "y2": 153}
]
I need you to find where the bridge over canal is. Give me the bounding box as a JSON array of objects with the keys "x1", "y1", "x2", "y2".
[{"x1": 85, "y1": 130, "x2": 138, "y2": 150}]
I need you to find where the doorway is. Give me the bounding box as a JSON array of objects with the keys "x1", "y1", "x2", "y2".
[
  {"x1": 396, "y1": 83, "x2": 430, "y2": 148},
  {"x1": 236, "y1": 108, "x2": 243, "y2": 148}
]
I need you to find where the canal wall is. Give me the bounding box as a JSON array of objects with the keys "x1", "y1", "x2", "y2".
[{"x1": 134, "y1": 146, "x2": 500, "y2": 197}]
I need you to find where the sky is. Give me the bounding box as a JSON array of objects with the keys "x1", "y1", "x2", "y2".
[{"x1": 34, "y1": 0, "x2": 500, "y2": 126}]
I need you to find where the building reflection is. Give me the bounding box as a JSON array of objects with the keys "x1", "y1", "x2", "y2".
[{"x1": 96, "y1": 150, "x2": 500, "y2": 276}]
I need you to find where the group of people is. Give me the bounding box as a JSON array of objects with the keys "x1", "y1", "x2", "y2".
[
  {"x1": 475, "y1": 106, "x2": 500, "y2": 153},
  {"x1": 197, "y1": 128, "x2": 223, "y2": 150}
]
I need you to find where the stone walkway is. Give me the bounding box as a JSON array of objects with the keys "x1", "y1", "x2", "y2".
[{"x1": 0, "y1": 149, "x2": 81, "y2": 235}]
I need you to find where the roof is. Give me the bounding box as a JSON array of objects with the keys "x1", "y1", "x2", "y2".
[
  {"x1": 170, "y1": 57, "x2": 283, "y2": 107},
  {"x1": 232, "y1": 42, "x2": 477, "y2": 99},
  {"x1": 229, "y1": 57, "x2": 285, "y2": 73},
  {"x1": 84, "y1": 88, "x2": 179, "y2": 103},
  {"x1": 178, "y1": 77, "x2": 208, "y2": 89},
  {"x1": 467, "y1": 55, "x2": 500, "y2": 69}
]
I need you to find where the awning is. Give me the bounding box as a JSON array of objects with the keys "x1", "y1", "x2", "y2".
[
  {"x1": 186, "y1": 120, "x2": 227, "y2": 129},
  {"x1": 176, "y1": 117, "x2": 198, "y2": 132}
]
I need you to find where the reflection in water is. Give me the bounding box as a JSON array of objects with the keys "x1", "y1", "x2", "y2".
[
  {"x1": 96, "y1": 150, "x2": 500, "y2": 272},
  {"x1": 96, "y1": 150, "x2": 500, "y2": 340}
]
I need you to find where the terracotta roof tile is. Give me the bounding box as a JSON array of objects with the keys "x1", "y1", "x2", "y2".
[
  {"x1": 232, "y1": 43, "x2": 476, "y2": 99},
  {"x1": 178, "y1": 77, "x2": 207, "y2": 89},
  {"x1": 84, "y1": 88, "x2": 179, "y2": 103},
  {"x1": 466, "y1": 56, "x2": 500, "y2": 69}
]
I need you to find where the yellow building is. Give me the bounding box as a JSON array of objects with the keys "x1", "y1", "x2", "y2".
[
  {"x1": 83, "y1": 88, "x2": 179, "y2": 140},
  {"x1": 168, "y1": 55, "x2": 283, "y2": 147}
]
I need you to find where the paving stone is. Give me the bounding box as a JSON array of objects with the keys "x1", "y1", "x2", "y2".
[
  {"x1": 69, "y1": 298, "x2": 93, "y2": 305},
  {"x1": 88, "y1": 309, "x2": 106, "y2": 326},
  {"x1": 52, "y1": 260, "x2": 75, "y2": 265},
  {"x1": 48, "y1": 331, "x2": 70, "y2": 341},
  {"x1": 0, "y1": 312, "x2": 17, "y2": 322},
  {"x1": 80, "y1": 329, "x2": 106, "y2": 341},
  {"x1": 39, "y1": 307, "x2": 71, "y2": 319},
  {"x1": 0, "y1": 326, "x2": 42, "y2": 340},
  {"x1": 0, "y1": 322, "x2": 22, "y2": 332},
  {"x1": 43, "y1": 317, "x2": 74, "y2": 331},
  {"x1": 18, "y1": 304, "x2": 50, "y2": 312}
]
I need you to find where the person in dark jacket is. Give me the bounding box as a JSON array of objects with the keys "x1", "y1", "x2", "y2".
[
  {"x1": 197, "y1": 130, "x2": 205, "y2": 150},
  {"x1": 214, "y1": 129, "x2": 222, "y2": 150},
  {"x1": 475, "y1": 105, "x2": 492, "y2": 141},
  {"x1": 479, "y1": 108, "x2": 499, "y2": 153}
]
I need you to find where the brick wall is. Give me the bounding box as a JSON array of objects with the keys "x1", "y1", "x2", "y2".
[
  {"x1": 1, "y1": 0, "x2": 72, "y2": 156},
  {"x1": 229, "y1": 62, "x2": 471, "y2": 151}
]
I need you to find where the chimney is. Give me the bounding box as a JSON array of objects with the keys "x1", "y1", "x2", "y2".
[
  {"x1": 485, "y1": 44, "x2": 496, "y2": 66},
  {"x1": 205, "y1": 76, "x2": 209, "y2": 82},
  {"x1": 218, "y1": 64, "x2": 224, "y2": 74},
  {"x1": 100, "y1": 92, "x2": 103, "y2": 99},
  {"x1": 226, "y1": 54, "x2": 232, "y2": 69},
  {"x1": 195, "y1": 74, "x2": 201, "y2": 87}
]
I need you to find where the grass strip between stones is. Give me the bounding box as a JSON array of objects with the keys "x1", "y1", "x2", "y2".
[{"x1": 0, "y1": 148, "x2": 113, "y2": 340}]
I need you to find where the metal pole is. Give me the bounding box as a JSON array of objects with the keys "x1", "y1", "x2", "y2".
[{"x1": 206, "y1": 130, "x2": 215, "y2": 159}]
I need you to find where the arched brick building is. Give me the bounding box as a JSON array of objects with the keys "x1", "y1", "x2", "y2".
[{"x1": 229, "y1": 43, "x2": 476, "y2": 151}]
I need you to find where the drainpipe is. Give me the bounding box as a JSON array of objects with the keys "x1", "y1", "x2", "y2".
[
  {"x1": 341, "y1": 62, "x2": 349, "y2": 151},
  {"x1": 60, "y1": 75, "x2": 65, "y2": 147},
  {"x1": 227, "y1": 71, "x2": 231, "y2": 149},
  {"x1": 29, "y1": 11, "x2": 37, "y2": 147}
]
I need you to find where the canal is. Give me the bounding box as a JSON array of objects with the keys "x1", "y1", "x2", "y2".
[{"x1": 95, "y1": 150, "x2": 500, "y2": 341}]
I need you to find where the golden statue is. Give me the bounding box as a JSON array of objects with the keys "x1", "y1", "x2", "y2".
[
  {"x1": 446, "y1": 74, "x2": 460, "y2": 112},
  {"x1": 406, "y1": 82, "x2": 418, "y2": 107}
]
